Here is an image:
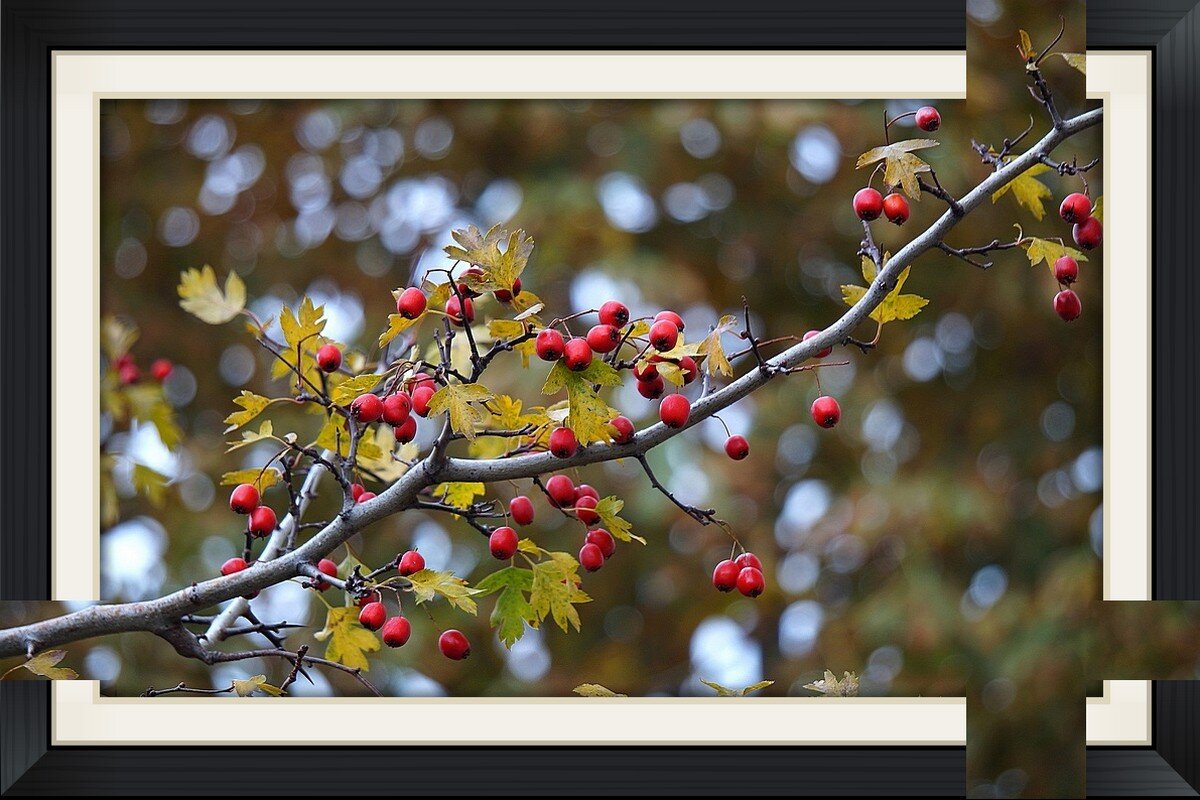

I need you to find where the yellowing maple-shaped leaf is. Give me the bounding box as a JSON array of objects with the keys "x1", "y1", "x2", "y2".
[
  {"x1": 224, "y1": 390, "x2": 273, "y2": 432},
  {"x1": 405, "y1": 569, "x2": 480, "y2": 614},
  {"x1": 1057, "y1": 52, "x2": 1085, "y2": 74},
  {"x1": 355, "y1": 426, "x2": 409, "y2": 483},
  {"x1": 231, "y1": 674, "x2": 284, "y2": 697},
  {"x1": 855, "y1": 139, "x2": 940, "y2": 198},
  {"x1": 694, "y1": 314, "x2": 739, "y2": 377},
  {"x1": 427, "y1": 383, "x2": 494, "y2": 442},
  {"x1": 225, "y1": 420, "x2": 277, "y2": 453},
  {"x1": 475, "y1": 566, "x2": 535, "y2": 647},
  {"x1": 271, "y1": 297, "x2": 327, "y2": 387},
  {"x1": 434, "y1": 482, "x2": 485, "y2": 510},
  {"x1": 2, "y1": 650, "x2": 79, "y2": 681},
  {"x1": 841, "y1": 256, "x2": 928, "y2": 325},
  {"x1": 378, "y1": 313, "x2": 420, "y2": 348},
  {"x1": 443, "y1": 224, "x2": 534, "y2": 290},
  {"x1": 701, "y1": 679, "x2": 775, "y2": 697},
  {"x1": 594, "y1": 496, "x2": 645, "y2": 544},
  {"x1": 488, "y1": 318, "x2": 527, "y2": 341},
  {"x1": 803, "y1": 669, "x2": 860, "y2": 697},
  {"x1": 992, "y1": 163, "x2": 1054, "y2": 220},
  {"x1": 178, "y1": 265, "x2": 246, "y2": 324},
  {"x1": 573, "y1": 683, "x2": 628, "y2": 697},
  {"x1": 529, "y1": 552, "x2": 591, "y2": 632},
  {"x1": 220, "y1": 466, "x2": 282, "y2": 493},
  {"x1": 329, "y1": 374, "x2": 380, "y2": 407},
  {"x1": 1023, "y1": 237, "x2": 1089, "y2": 272},
  {"x1": 101, "y1": 315, "x2": 138, "y2": 362},
  {"x1": 131, "y1": 464, "x2": 169, "y2": 507},
  {"x1": 314, "y1": 605, "x2": 380, "y2": 671},
  {"x1": 542, "y1": 361, "x2": 622, "y2": 445}
]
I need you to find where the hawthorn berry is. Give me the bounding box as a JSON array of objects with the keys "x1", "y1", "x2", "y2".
[
  {"x1": 586, "y1": 324, "x2": 621, "y2": 354},
  {"x1": 586, "y1": 528, "x2": 616, "y2": 559},
  {"x1": 649, "y1": 319, "x2": 680, "y2": 352},
  {"x1": 736, "y1": 566, "x2": 766, "y2": 598},
  {"x1": 609, "y1": 415, "x2": 635, "y2": 444},
  {"x1": 381, "y1": 616, "x2": 412, "y2": 648},
  {"x1": 313, "y1": 558, "x2": 338, "y2": 591},
  {"x1": 1054, "y1": 255, "x2": 1079, "y2": 284},
  {"x1": 439, "y1": 629, "x2": 471, "y2": 660},
  {"x1": 579, "y1": 542, "x2": 605, "y2": 572},
  {"x1": 659, "y1": 394, "x2": 691, "y2": 428},
  {"x1": 382, "y1": 392, "x2": 412, "y2": 426},
  {"x1": 398, "y1": 550, "x2": 425, "y2": 576},
  {"x1": 509, "y1": 495, "x2": 535, "y2": 526},
  {"x1": 574, "y1": 495, "x2": 600, "y2": 525},
  {"x1": 735, "y1": 552, "x2": 763, "y2": 571},
  {"x1": 882, "y1": 193, "x2": 910, "y2": 225},
  {"x1": 536, "y1": 328, "x2": 566, "y2": 361},
  {"x1": 358, "y1": 601, "x2": 386, "y2": 631},
  {"x1": 248, "y1": 505, "x2": 277, "y2": 537},
  {"x1": 357, "y1": 491, "x2": 377, "y2": 504},
  {"x1": 853, "y1": 187, "x2": 884, "y2": 221},
  {"x1": 678, "y1": 355, "x2": 699, "y2": 385},
  {"x1": 599, "y1": 300, "x2": 630, "y2": 328},
  {"x1": 804, "y1": 329, "x2": 832, "y2": 358},
  {"x1": 1054, "y1": 289, "x2": 1082, "y2": 322},
  {"x1": 493, "y1": 278, "x2": 522, "y2": 303},
  {"x1": 150, "y1": 358, "x2": 174, "y2": 381},
  {"x1": 712, "y1": 559, "x2": 739, "y2": 592},
  {"x1": 545, "y1": 474, "x2": 577, "y2": 507},
  {"x1": 563, "y1": 338, "x2": 594, "y2": 371},
  {"x1": 229, "y1": 483, "x2": 260, "y2": 514},
  {"x1": 637, "y1": 373, "x2": 666, "y2": 400},
  {"x1": 350, "y1": 393, "x2": 384, "y2": 423},
  {"x1": 445, "y1": 295, "x2": 475, "y2": 327},
  {"x1": 1059, "y1": 192, "x2": 1092, "y2": 224},
  {"x1": 915, "y1": 105, "x2": 941, "y2": 132},
  {"x1": 725, "y1": 434, "x2": 750, "y2": 460},
  {"x1": 396, "y1": 287, "x2": 427, "y2": 319},
  {"x1": 118, "y1": 362, "x2": 141, "y2": 385},
  {"x1": 489, "y1": 526, "x2": 519, "y2": 560},
  {"x1": 412, "y1": 384, "x2": 435, "y2": 417},
  {"x1": 316, "y1": 344, "x2": 342, "y2": 373},
  {"x1": 549, "y1": 427, "x2": 579, "y2": 458},
  {"x1": 633, "y1": 361, "x2": 659, "y2": 381},
  {"x1": 350, "y1": 483, "x2": 366, "y2": 502},
  {"x1": 220, "y1": 557, "x2": 249, "y2": 576},
  {"x1": 394, "y1": 415, "x2": 418, "y2": 444},
  {"x1": 654, "y1": 310, "x2": 685, "y2": 332},
  {"x1": 1073, "y1": 217, "x2": 1102, "y2": 250},
  {"x1": 575, "y1": 484, "x2": 600, "y2": 502},
  {"x1": 811, "y1": 395, "x2": 841, "y2": 429},
  {"x1": 456, "y1": 267, "x2": 485, "y2": 298}
]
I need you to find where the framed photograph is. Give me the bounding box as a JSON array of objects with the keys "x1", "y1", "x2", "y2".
[{"x1": 1, "y1": 0, "x2": 1197, "y2": 795}]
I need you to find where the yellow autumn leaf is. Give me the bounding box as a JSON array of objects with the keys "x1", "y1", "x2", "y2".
[
  {"x1": 434, "y1": 482, "x2": 485, "y2": 510},
  {"x1": 178, "y1": 266, "x2": 246, "y2": 324},
  {"x1": 225, "y1": 420, "x2": 277, "y2": 453},
  {"x1": 231, "y1": 674, "x2": 284, "y2": 697},
  {"x1": 1057, "y1": 52, "x2": 1085, "y2": 74},
  {"x1": 314, "y1": 605, "x2": 380, "y2": 672},
  {"x1": 427, "y1": 383, "x2": 494, "y2": 442},
  {"x1": 573, "y1": 683, "x2": 628, "y2": 697},
  {"x1": 443, "y1": 224, "x2": 535, "y2": 290},
  {"x1": 2, "y1": 650, "x2": 78, "y2": 681},
  {"x1": 841, "y1": 263, "x2": 929, "y2": 325},
  {"x1": 992, "y1": 163, "x2": 1054, "y2": 220},
  {"x1": 541, "y1": 361, "x2": 622, "y2": 445},
  {"x1": 220, "y1": 467, "x2": 282, "y2": 493},
  {"x1": 1023, "y1": 237, "x2": 1089, "y2": 272},
  {"x1": 594, "y1": 496, "x2": 645, "y2": 544},
  {"x1": 404, "y1": 569, "x2": 480, "y2": 614},
  {"x1": 329, "y1": 374, "x2": 380, "y2": 407},
  {"x1": 224, "y1": 390, "x2": 273, "y2": 432},
  {"x1": 855, "y1": 139, "x2": 940, "y2": 199}
]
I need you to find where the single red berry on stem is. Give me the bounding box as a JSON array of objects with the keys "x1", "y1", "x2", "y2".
[
  {"x1": 549, "y1": 427, "x2": 579, "y2": 458},
  {"x1": 659, "y1": 394, "x2": 691, "y2": 428},
  {"x1": 725, "y1": 435, "x2": 750, "y2": 460},
  {"x1": 579, "y1": 542, "x2": 605, "y2": 572},
  {"x1": 398, "y1": 550, "x2": 425, "y2": 576},
  {"x1": 915, "y1": 105, "x2": 941, "y2": 132},
  {"x1": 382, "y1": 616, "x2": 412, "y2": 647},
  {"x1": 649, "y1": 320, "x2": 680, "y2": 352},
  {"x1": 445, "y1": 295, "x2": 475, "y2": 327},
  {"x1": 633, "y1": 361, "x2": 658, "y2": 381},
  {"x1": 853, "y1": 187, "x2": 884, "y2": 221},
  {"x1": 412, "y1": 384, "x2": 435, "y2": 417},
  {"x1": 536, "y1": 328, "x2": 566, "y2": 361},
  {"x1": 357, "y1": 491, "x2": 377, "y2": 504},
  {"x1": 1054, "y1": 289, "x2": 1082, "y2": 321},
  {"x1": 678, "y1": 355, "x2": 699, "y2": 385},
  {"x1": 735, "y1": 552, "x2": 763, "y2": 571},
  {"x1": 609, "y1": 415, "x2": 635, "y2": 444},
  {"x1": 712, "y1": 560, "x2": 739, "y2": 592},
  {"x1": 637, "y1": 373, "x2": 666, "y2": 399},
  {"x1": 599, "y1": 300, "x2": 630, "y2": 328},
  {"x1": 358, "y1": 601, "x2": 386, "y2": 631},
  {"x1": 221, "y1": 557, "x2": 249, "y2": 576},
  {"x1": 545, "y1": 474, "x2": 576, "y2": 507},
  {"x1": 510, "y1": 495, "x2": 535, "y2": 526},
  {"x1": 229, "y1": 483, "x2": 260, "y2": 514},
  {"x1": 316, "y1": 344, "x2": 342, "y2": 373},
  {"x1": 439, "y1": 629, "x2": 471, "y2": 660},
  {"x1": 1054, "y1": 256, "x2": 1079, "y2": 284},
  {"x1": 150, "y1": 358, "x2": 174, "y2": 381},
  {"x1": 574, "y1": 495, "x2": 599, "y2": 524},
  {"x1": 1059, "y1": 192, "x2": 1092, "y2": 224},
  {"x1": 654, "y1": 310, "x2": 685, "y2": 331},
  {"x1": 249, "y1": 505, "x2": 277, "y2": 537},
  {"x1": 804, "y1": 330, "x2": 832, "y2": 358},
  {"x1": 811, "y1": 396, "x2": 841, "y2": 429},
  {"x1": 563, "y1": 338, "x2": 594, "y2": 371},
  {"x1": 350, "y1": 393, "x2": 384, "y2": 423},
  {"x1": 1073, "y1": 217, "x2": 1103, "y2": 250},
  {"x1": 313, "y1": 558, "x2": 338, "y2": 591},
  {"x1": 736, "y1": 566, "x2": 766, "y2": 598},
  {"x1": 586, "y1": 528, "x2": 616, "y2": 558},
  {"x1": 118, "y1": 362, "x2": 141, "y2": 385},
  {"x1": 382, "y1": 393, "x2": 412, "y2": 426},
  {"x1": 396, "y1": 287, "x2": 427, "y2": 319},
  {"x1": 575, "y1": 484, "x2": 599, "y2": 502},
  {"x1": 586, "y1": 324, "x2": 621, "y2": 354},
  {"x1": 882, "y1": 193, "x2": 910, "y2": 225},
  {"x1": 489, "y1": 526, "x2": 519, "y2": 560},
  {"x1": 394, "y1": 415, "x2": 417, "y2": 444}
]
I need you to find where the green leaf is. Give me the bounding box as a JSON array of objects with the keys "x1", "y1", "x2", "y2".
[
  {"x1": 314, "y1": 605, "x2": 380, "y2": 672},
  {"x1": 529, "y1": 553, "x2": 591, "y2": 632},
  {"x1": 232, "y1": 674, "x2": 284, "y2": 697},
  {"x1": 992, "y1": 163, "x2": 1054, "y2": 220},
  {"x1": 443, "y1": 224, "x2": 535, "y2": 290},
  {"x1": 2, "y1": 650, "x2": 78, "y2": 681},
  {"x1": 1023, "y1": 237, "x2": 1089, "y2": 272},
  {"x1": 224, "y1": 390, "x2": 273, "y2": 432},
  {"x1": 855, "y1": 139, "x2": 940, "y2": 198},
  {"x1": 476, "y1": 566, "x2": 535, "y2": 647},
  {"x1": 427, "y1": 383, "x2": 495, "y2": 442},
  {"x1": 594, "y1": 496, "x2": 645, "y2": 544},
  {"x1": 434, "y1": 482, "x2": 485, "y2": 510},
  {"x1": 178, "y1": 265, "x2": 246, "y2": 324},
  {"x1": 405, "y1": 569, "x2": 479, "y2": 614},
  {"x1": 330, "y1": 374, "x2": 380, "y2": 407},
  {"x1": 573, "y1": 683, "x2": 627, "y2": 697},
  {"x1": 220, "y1": 467, "x2": 282, "y2": 493}
]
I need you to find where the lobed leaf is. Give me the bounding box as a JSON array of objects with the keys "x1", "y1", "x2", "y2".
[{"x1": 178, "y1": 265, "x2": 246, "y2": 324}]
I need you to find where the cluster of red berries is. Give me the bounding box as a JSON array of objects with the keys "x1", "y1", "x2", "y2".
[
  {"x1": 851, "y1": 105, "x2": 941, "y2": 227},
  {"x1": 394, "y1": 270, "x2": 522, "y2": 331},
  {"x1": 356, "y1": 552, "x2": 470, "y2": 659},
  {"x1": 711, "y1": 551, "x2": 767, "y2": 598},
  {"x1": 228, "y1": 483, "x2": 279, "y2": 538},
  {"x1": 112, "y1": 353, "x2": 173, "y2": 387},
  {"x1": 1052, "y1": 192, "x2": 1100, "y2": 322},
  {"x1": 342, "y1": 373, "x2": 439, "y2": 472},
  {"x1": 538, "y1": 475, "x2": 617, "y2": 573}
]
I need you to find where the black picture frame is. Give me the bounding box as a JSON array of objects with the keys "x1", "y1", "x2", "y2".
[{"x1": 1, "y1": 0, "x2": 1196, "y2": 795}]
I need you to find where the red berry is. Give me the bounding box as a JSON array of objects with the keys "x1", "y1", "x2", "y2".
[
  {"x1": 735, "y1": 552, "x2": 763, "y2": 571},
  {"x1": 811, "y1": 395, "x2": 841, "y2": 428},
  {"x1": 609, "y1": 415, "x2": 635, "y2": 444},
  {"x1": 248, "y1": 505, "x2": 277, "y2": 537},
  {"x1": 316, "y1": 344, "x2": 342, "y2": 373},
  {"x1": 586, "y1": 528, "x2": 616, "y2": 559},
  {"x1": 412, "y1": 384, "x2": 435, "y2": 417},
  {"x1": 549, "y1": 427, "x2": 579, "y2": 458},
  {"x1": 649, "y1": 320, "x2": 679, "y2": 352},
  {"x1": 579, "y1": 542, "x2": 605, "y2": 572},
  {"x1": 493, "y1": 277, "x2": 522, "y2": 303},
  {"x1": 853, "y1": 187, "x2": 884, "y2": 221},
  {"x1": 118, "y1": 362, "x2": 141, "y2": 385},
  {"x1": 357, "y1": 491, "x2": 377, "y2": 504},
  {"x1": 229, "y1": 483, "x2": 260, "y2": 514},
  {"x1": 1054, "y1": 289, "x2": 1082, "y2": 322},
  {"x1": 394, "y1": 415, "x2": 418, "y2": 444},
  {"x1": 313, "y1": 558, "x2": 338, "y2": 591},
  {"x1": 150, "y1": 358, "x2": 174, "y2": 381},
  {"x1": 489, "y1": 526, "x2": 519, "y2": 560},
  {"x1": 358, "y1": 601, "x2": 386, "y2": 631},
  {"x1": 445, "y1": 295, "x2": 474, "y2": 327},
  {"x1": 736, "y1": 566, "x2": 766, "y2": 598},
  {"x1": 563, "y1": 338, "x2": 594, "y2": 371},
  {"x1": 712, "y1": 559, "x2": 739, "y2": 592},
  {"x1": 381, "y1": 616, "x2": 412, "y2": 647},
  {"x1": 575, "y1": 484, "x2": 599, "y2": 502},
  {"x1": 586, "y1": 324, "x2": 621, "y2": 354},
  {"x1": 382, "y1": 392, "x2": 412, "y2": 426},
  {"x1": 396, "y1": 287, "x2": 427, "y2": 319},
  {"x1": 882, "y1": 193, "x2": 910, "y2": 225},
  {"x1": 637, "y1": 374, "x2": 665, "y2": 399},
  {"x1": 804, "y1": 330, "x2": 832, "y2": 358},
  {"x1": 659, "y1": 394, "x2": 691, "y2": 428},
  {"x1": 350, "y1": 394, "x2": 384, "y2": 423},
  {"x1": 456, "y1": 267, "x2": 485, "y2": 298},
  {"x1": 509, "y1": 495, "x2": 535, "y2": 526},
  {"x1": 574, "y1": 495, "x2": 599, "y2": 524},
  {"x1": 545, "y1": 475, "x2": 576, "y2": 507},
  {"x1": 599, "y1": 301, "x2": 630, "y2": 328},
  {"x1": 439, "y1": 629, "x2": 471, "y2": 660},
  {"x1": 678, "y1": 355, "x2": 699, "y2": 385},
  {"x1": 350, "y1": 483, "x2": 366, "y2": 502},
  {"x1": 725, "y1": 434, "x2": 750, "y2": 460},
  {"x1": 1059, "y1": 192, "x2": 1092, "y2": 224},
  {"x1": 915, "y1": 105, "x2": 941, "y2": 132},
  {"x1": 398, "y1": 550, "x2": 425, "y2": 576},
  {"x1": 654, "y1": 310, "x2": 685, "y2": 331},
  {"x1": 633, "y1": 361, "x2": 659, "y2": 381},
  {"x1": 408, "y1": 374, "x2": 435, "y2": 393},
  {"x1": 1073, "y1": 217, "x2": 1102, "y2": 250},
  {"x1": 536, "y1": 329, "x2": 566, "y2": 361},
  {"x1": 220, "y1": 557, "x2": 249, "y2": 576},
  {"x1": 1054, "y1": 256, "x2": 1079, "y2": 284}
]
